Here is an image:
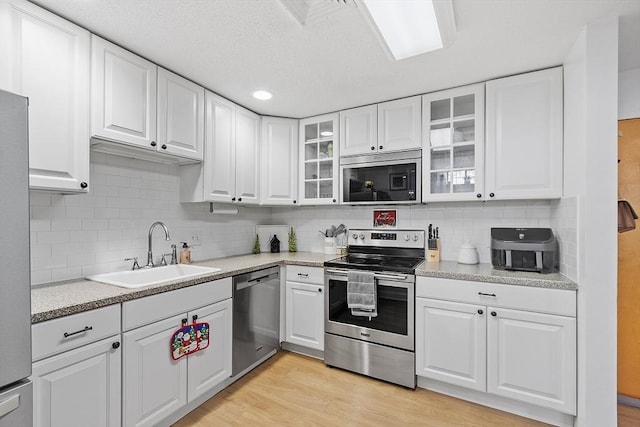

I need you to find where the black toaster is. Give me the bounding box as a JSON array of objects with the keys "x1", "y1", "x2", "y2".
[{"x1": 490, "y1": 228, "x2": 559, "y2": 273}]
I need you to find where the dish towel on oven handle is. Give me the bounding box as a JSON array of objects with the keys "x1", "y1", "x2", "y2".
[{"x1": 347, "y1": 271, "x2": 377, "y2": 318}]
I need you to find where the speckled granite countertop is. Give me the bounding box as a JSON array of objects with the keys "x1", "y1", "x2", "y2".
[
  {"x1": 415, "y1": 260, "x2": 576, "y2": 290},
  {"x1": 31, "y1": 252, "x2": 337, "y2": 324},
  {"x1": 33, "y1": 253, "x2": 576, "y2": 324}
]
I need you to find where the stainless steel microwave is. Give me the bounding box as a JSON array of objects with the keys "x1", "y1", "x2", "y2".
[{"x1": 340, "y1": 150, "x2": 421, "y2": 204}]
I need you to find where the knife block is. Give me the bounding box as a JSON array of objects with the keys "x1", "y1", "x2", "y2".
[{"x1": 427, "y1": 239, "x2": 441, "y2": 263}]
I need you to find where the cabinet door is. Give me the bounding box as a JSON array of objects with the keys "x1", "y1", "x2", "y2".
[
  {"x1": 203, "y1": 91, "x2": 235, "y2": 202},
  {"x1": 415, "y1": 298, "x2": 486, "y2": 391},
  {"x1": 261, "y1": 117, "x2": 298, "y2": 205},
  {"x1": 123, "y1": 314, "x2": 187, "y2": 427},
  {"x1": 0, "y1": 0, "x2": 90, "y2": 193},
  {"x1": 157, "y1": 68, "x2": 204, "y2": 161},
  {"x1": 187, "y1": 299, "x2": 232, "y2": 402},
  {"x1": 235, "y1": 106, "x2": 260, "y2": 204},
  {"x1": 32, "y1": 336, "x2": 121, "y2": 427},
  {"x1": 285, "y1": 281, "x2": 324, "y2": 351},
  {"x1": 422, "y1": 83, "x2": 485, "y2": 202},
  {"x1": 91, "y1": 35, "x2": 157, "y2": 149},
  {"x1": 339, "y1": 105, "x2": 377, "y2": 156},
  {"x1": 299, "y1": 113, "x2": 340, "y2": 205},
  {"x1": 487, "y1": 307, "x2": 576, "y2": 414},
  {"x1": 485, "y1": 67, "x2": 563, "y2": 200},
  {"x1": 378, "y1": 96, "x2": 421, "y2": 152}
]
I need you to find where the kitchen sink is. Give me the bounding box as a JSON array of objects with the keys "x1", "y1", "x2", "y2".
[{"x1": 86, "y1": 264, "x2": 222, "y2": 289}]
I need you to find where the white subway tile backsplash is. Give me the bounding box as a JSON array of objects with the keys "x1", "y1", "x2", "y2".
[{"x1": 37, "y1": 231, "x2": 69, "y2": 245}]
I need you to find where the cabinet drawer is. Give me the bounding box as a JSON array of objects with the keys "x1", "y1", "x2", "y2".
[
  {"x1": 122, "y1": 278, "x2": 232, "y2": 331},
  {"x1": 416, "y1": 277, "x2": 575, "y2": 317},
  {"x1": 286, "y1": 266, "x2": 324, "y2": 284},
  {"x1": 32, "y1": 305, "x2": 121, "y2": 362}
]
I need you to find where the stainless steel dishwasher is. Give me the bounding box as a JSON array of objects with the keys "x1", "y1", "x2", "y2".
[{"x1": 232, "y1": 266, "x2": 280, "y2": 377}]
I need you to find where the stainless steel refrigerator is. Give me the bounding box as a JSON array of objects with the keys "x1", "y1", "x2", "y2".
[{"x1": 0, "y1": 90, "x2": 33, "y2": 426}]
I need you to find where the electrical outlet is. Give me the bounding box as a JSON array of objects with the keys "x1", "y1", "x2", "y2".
[{"x1": 189, "y1": 232, "x2": 201, "y2": 246}]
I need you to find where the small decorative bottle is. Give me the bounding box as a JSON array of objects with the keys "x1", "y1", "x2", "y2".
[
  {"x1": 270, "y1": 235, "x2": 280, "y2": 253},
  {"x1": 180, "y1": 242, "x2": 191, "y2": 264},
  {"x1": 288, "y1": 227, "x2": 297, "y2": 252}
]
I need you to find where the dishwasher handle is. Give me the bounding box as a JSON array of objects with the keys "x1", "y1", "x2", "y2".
[{"x1": 235, "y1": 272, "x2": 279, "y2": 291}]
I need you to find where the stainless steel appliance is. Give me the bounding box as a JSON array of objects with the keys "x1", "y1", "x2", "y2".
[
  {"x1": 232, "y1": 266, "x2": 280, "y2": 377},
  {"x1": 491, "y1": 228, "x2": 559, "y2": 273},
  {"x1": 341, "y1": 150, "x2": 421, "y2": 204},
  {"x1": 324, "y1": 229, "x2": 425, "y2": 388},
  {"x1": 0, "y1": 90, "x2": 33, "y2": 426}
]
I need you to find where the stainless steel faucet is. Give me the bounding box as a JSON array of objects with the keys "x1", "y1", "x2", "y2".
[{"x1": 146, "y1": 221, "x2": 170, "y2": 268}]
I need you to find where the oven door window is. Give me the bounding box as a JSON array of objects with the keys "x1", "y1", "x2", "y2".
[{"x1": 327, "y1": 278, "x2": 408, "y2": 335}]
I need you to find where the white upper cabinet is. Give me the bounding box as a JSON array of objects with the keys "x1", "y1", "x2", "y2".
[
  {"x1": 299, "y1": 113, "x2": 340, "y2": 205},
  {"x1": 0, "y1": 0, "x2": 90, "y2": 193},
  {"x1": 261, "y1": 117, "x2": 298, "y2": 205},
  {"x1": 339, "y1": 105, "x2": 377, "y2": 156},
  {"x1": 180, "y1": 92, "x2": 260, "y2": 204},
  {"x1": 485, "y1": 67, "x2": 563, "y2": 200},
  {"x1": 378, "y1": 96, "x2": 422, "y2": 152},
  {"x1": 422, "y1": 84, "x2": 485, "y2": 202},
  {"x1": 157, "y1": 68, "x2": 204, "y2": 161},
  {"x1": 91, "y1": 35, "x2": 157, "y2": 149}
]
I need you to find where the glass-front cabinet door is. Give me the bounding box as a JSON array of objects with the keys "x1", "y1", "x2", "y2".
[
  {"x1": 422, "y1": 84, "x2": 485, "y2": 202},
  {"x1": 299, "y1": 113, "x2": 339, "y2": 205}
]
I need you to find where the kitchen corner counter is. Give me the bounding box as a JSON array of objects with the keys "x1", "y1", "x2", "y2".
[
  {"x1": 31, "y1": 252, "x2": 338, "y2": 324},
  {"x1": 415, "y1": 260, "x2": 577, "y2": 290}
]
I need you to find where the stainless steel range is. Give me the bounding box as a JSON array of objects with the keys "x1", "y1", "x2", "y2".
[{"x1": 324, "y1": 229, "x2": 425, "y2": 389}]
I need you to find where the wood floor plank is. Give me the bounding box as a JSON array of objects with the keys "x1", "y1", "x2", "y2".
[{"x1": 173, "y1": 351, "x2": 550, "y2": 426}]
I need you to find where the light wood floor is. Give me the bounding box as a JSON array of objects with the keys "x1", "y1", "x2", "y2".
[
  {"x1": 173, "y1": 351, "x2": 550, "y2": 426},
  {"x1": 619, "y1": 402, "x2": 640, "y2": 427}
]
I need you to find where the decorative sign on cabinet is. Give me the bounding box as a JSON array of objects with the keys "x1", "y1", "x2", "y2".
[
  {"x1": 299, "y1": 113, "x2": 340, "y2": 205},
  {"x1": 0, "y1": 0, "x2": 91, "y2": 193}
]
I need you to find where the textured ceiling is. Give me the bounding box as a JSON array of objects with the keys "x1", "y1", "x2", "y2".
[{"x1": 33, "y1": 0, "x2": 640, "y2": 118}]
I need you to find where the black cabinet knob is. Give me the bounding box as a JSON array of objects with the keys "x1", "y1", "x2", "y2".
[
  {"x1": 379, "y1": 145, "x2": 383, "y2": 150},
  {"x1": 150, "y1": 141, "x2": 157, "y2": 147},
  {"x1": 182, "y1": 318, "x2": 188, "y2": 325},
  {"x1": 161, "y1": 144, "x2": 167, "y2": 150},
  {"x1": 80, "y1": 182, "x2": 88, "y2": 189},
  {"x1": 370, "y1": 146, "x2": 375, "y2": 151},
  {"x1": 238, "y1": 197, "x2": 242, "y2": 202},
  {"x1": 477, "y1": 309, "x2": 483, "y2": 315},
  {"x1": 491, "y1": 311, "x2": 497, "y2": 317},
  {"x1": 192, "y1": 314, "x2": 198, "y2": 322},
  {"x1": 231, "y1": 197, "x2": 236, "y2": 201},
  {"x1": 112, "y1": 341, "x2": 120, "y2": 349},
  {"x1": 333, "y1": 199, "x2": 336, "y2": 203},
  {"x1": 318, "y1": 288, "x2": 322, "y2": 293},
  {"x1": 293, "y1": 200, "x2": 297, "y2": 204},
  {"x1": 489, "y1": 193, "x2": 495, "y2": 198},
  {"x1": 476, "y1": 193, "x2": 482, "y2": 198}
]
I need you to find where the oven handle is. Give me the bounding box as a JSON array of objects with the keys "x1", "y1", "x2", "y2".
[{"x1": 325, "y1": 269, "x2": 408, "y2": 282}]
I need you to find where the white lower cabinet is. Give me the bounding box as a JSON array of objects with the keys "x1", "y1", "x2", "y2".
[
  {"x1": 285, "y1": 281, "x2": 324, "y2": 351},
  {"x1": 284, "y1": 266, "x2": 324, "y2": 351},
  {"x1": 121, "y1": 279, "x2": 232, "y2": 427},
  {"x1": 416, "y1": 277, "x2": 576, "y2": 417},
  {"x1": 32, "y1": 336, "x2": 121, "y2": 427}
]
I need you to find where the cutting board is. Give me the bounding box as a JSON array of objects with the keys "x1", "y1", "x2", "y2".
[{"x1": 255, "y1": 225, "x2": 290, "y2": 253}]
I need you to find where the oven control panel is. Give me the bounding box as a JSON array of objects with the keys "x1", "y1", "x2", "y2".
[{"x1": 349, "y1": 229, "x2": 425, "y2": 249}]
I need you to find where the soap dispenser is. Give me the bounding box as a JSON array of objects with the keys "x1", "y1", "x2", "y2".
[{"x1": 180, "y1": 242, "x2": 191, "y2": 264}]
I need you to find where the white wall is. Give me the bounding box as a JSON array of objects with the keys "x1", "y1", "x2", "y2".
[
  {"x1": 619, "y1": 68, "x2": 640, "y2": 119},
  {"x1": 563, "y1": 15, "x2": 619, "y2": 427},
  {"x1": 29, "y1": 152, "x2": 272, "y2": 285}
]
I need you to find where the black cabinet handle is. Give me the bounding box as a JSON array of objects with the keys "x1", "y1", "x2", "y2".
[
  {"x1": 63, "y1": 326, "x2": 92, "y2": 338},
  {"x1": 478, "y1": 292, "x2": 497, "y2": 297},
  {"x1": 298, "y1": 273, "x2": 309, "y2": 277},
  {"x1": 491, "y1": 311, "x2": 497, "y2": 317},
  {"x1": 161, "y1": 144, "x2": 167, "y2": 150},
  {"x1": 333, "y1": 199, "x2": 336, "y2": 203},
  {"x1": 318, "y1": 288, "x2": 322, "y2": 293},
  {"x1": 370, "y1": 146, "x2": 375, "y2": 151},
  {"x1": 476, "y1": 193, "x2": 482, "y2": 198},
  {"x1": 293, "y1": 200, "x2": 297, "y2": 204},
  {"x1": 181, "y1": 318, "x2": 188, "y2": 325},
  {"x1": 192, "y1": 314, "x2": 198, "y2": 322},
  {"x1": 231, "y1": 197, "x2": 236, "y2": 201},
  {"x1": 80, "y1": 182, "x2": 88, "y2": 189},
  {"x1": 112, "y1": 341, "x2": 120, "y2": 349},
  {"x1": 150, "y1": 141, "x2": 157, "y2": 147},
  {"x1": 489, "y1": 193, "x2": 495, "y2": 198},
  {"x1": 379, "y1": 145, "x2": 383, "y2": 150},
  {"x1": 238, "y1": 197, "x2": 242, "y2": 202},
  {"x1": 477, "y1": 309, "x2": 483, "y2": 315}
]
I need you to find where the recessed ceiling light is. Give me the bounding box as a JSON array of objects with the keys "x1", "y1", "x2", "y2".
[{"x1": 253, "y1": 90, "x2": 272, "y2": 100}]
